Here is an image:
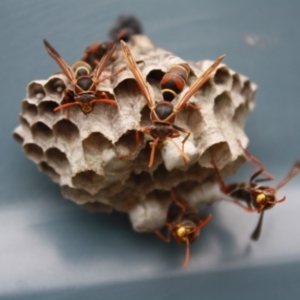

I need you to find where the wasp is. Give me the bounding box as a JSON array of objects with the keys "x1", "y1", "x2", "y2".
[
  {"x1": 212, "y1": 160, "x2": 300, "y2": 240},
  {"x1": 139, "y1": 190, "x2": 212, "y2": 269},
  {"x1": 81, "y1": 29, "x2": 129, "y2": 70},
  {"x1": 81, "y1": 41, "x2": 115, "y2": 70},
  {"x1": 108, "y1": 15, "x2": 143, "y2": 42},
  {"x1": 160, "y1": 64, "x2": 190, "y2": 101},
  {"x1": 120, "y1": 40, "x2": 225, "y2": 167},
  {"x1": 43, "y1": 37, "x2": 124, "y2": 115}
]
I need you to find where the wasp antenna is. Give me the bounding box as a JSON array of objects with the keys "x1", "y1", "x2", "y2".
[{"x1": 183, "y1": 239, "x2": 190, "y2": 269}]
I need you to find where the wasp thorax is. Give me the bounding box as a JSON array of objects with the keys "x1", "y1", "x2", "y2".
[
  {"x1": 77, "y1": 77, "x2": 94, "y2": 91},
  {"x1": 154, "y1": 103, "x2": 173, "y2": 120}
]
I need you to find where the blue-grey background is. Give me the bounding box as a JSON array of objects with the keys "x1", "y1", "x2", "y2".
[{"x1": 1, "y1": 1, "x2": 300, "y2": 299}]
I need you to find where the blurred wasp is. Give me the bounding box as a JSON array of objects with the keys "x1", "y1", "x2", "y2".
[
  {"x1": 212, "y1": 160, "x2": 300, "y2": 240},
  {"x1": 140, "y1": 190, "x2": 212, "y2": 269},
  {"x1": 120, "y1": 40, "x2": 225, "y2": 167},
  {"x1": 81, "y1": 29, "x2": 129, "y2": 70},
  {"x1": 43, "y1": 36, "x2": 125, "y2": 115},
  {"x1": 81, "y1": 41, "x2": 116, "y2": 70},
  {"x1": 108, "y1": 15, "x2": 143, "y2": 42},
  {"x1": 160, "y1": 64, "x2": 190, "y2": 101}
]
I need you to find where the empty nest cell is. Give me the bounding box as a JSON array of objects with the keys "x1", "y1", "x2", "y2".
[
  {"x1": 82, "y1": 132, "x2": 114, "y2": 158},
  {"x1": 23, "y1": 143, "x2": 44, "y2": 163},
  {"x1": 38, "y1": 101, "x2": 59, "y2": 119},
  {"x1": 72, "y1": 170, "x2": 105, "y2": 195},
  {"x1": 21, "y1": 101, "x2": 38, "y2": 121},
  {"x1": 214, "y1": 91, "x2": 234, "y2": 119},
  {"x1": 31, "y1": 121, "x2": 54, "y2": 146},
  {"x1": 214, "y1": 66, "x2": 231, "y2": 86},
  {"x1": 45, "y1": 147, "x2": 70, "y2": 174},
  {"x1": 52, "y1": 119, "x2": 80, "y2": 146},
  {"x1": 232, "y1": 73, "x2": 242, "y2": 92}
]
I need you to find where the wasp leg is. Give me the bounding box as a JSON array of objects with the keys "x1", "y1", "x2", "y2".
[
  {"x1": 250, "y1": 168, "x2": 274, "y2": 184},
  {"x1": 89, "y1": 98, "x2": 117, "y2": 106},
  {"x1": 231, "y1": 198, "x2": 259, "y2": 212},
  {"x1": 170, "y1": 189, "x2": 198, "y2": 219},
  {"x1": 198, "y1": 214, "x2": 212, "y2": 228},
  {"x1": 275, "y1": 160, "x2": 300, "y2": 191},
  {"x1": 237, "y1": 140, "x2": 274, "y2": 180},
  {"x1": 137, "y1": 226, "x2": 171, "y2": 243},
  {"x1": 149, "y1": 137, "x2": 160, "y2": 168},
  {"x1": 211, "y1": 160, "x2": 229, "y2": 194},
  {"x1": 119, "y1": 127, "x2": 150, "y2": 161},
  {"x1": 54, "y1": 89, "x2": 76, "y2": 119},
  {"x1": 166, "y1": 137, "x2": 189, "y2": 167},
  {"x1": 172, "y1": 124, "x2": 191, "y2": 151}
]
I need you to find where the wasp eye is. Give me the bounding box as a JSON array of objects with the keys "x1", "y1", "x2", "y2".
[
  {"x1": 256, "y1": 193, "x2": 266, "y2": 203},
  {"x1": 177, "y1": 226, "x2": 186, "y2": 237}
]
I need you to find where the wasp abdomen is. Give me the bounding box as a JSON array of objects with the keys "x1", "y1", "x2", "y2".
[
  {"x1": 160, "y1": 64, "x2": 190, "y2": 101},
  {"x1": 72, "y1": 61, "x2": 92, "y2": 78}
]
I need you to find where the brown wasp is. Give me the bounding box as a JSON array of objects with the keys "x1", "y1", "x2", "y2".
[
  {"x1": 81, "y1": 29, "x2": 129, "y2": 70},
  {"x1": 140, "y1": 190, "x2": 212, "y2": 268},
  {"x1": 81, "y1": 41, "x2": 115, "y2": 70},
  {"x1": 212, "y1": 160, "x2": 300, "y2": 240},
  {"x1": 120, "y1": 40, "x2": 225, "y2": 167},
  {"x1": 160, "y1": 64, "x2": 190, "y2": 101},
  {"x1": 43, "y1": 36, "x2": 124, "y2": 115}
]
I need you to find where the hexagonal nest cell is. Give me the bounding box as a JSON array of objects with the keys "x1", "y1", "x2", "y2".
[{"x1": 13, "y1": 34, "x2": 257, "y2": 230}]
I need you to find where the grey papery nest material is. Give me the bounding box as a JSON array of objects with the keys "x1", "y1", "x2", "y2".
[{"x1": 13, "y1": 35, "x2": 256, "y2": 231}]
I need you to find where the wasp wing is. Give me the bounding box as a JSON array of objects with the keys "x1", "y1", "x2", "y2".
[
  {"x1": 93, "y1": 40, "x2": 118, "y2": 82},
  {"x1": 174, "y1": 54, "x2": 225, "y2": 112},
  {"x1": 121, "y1": 40, "x2": 155, "y2": 109},
  {"x1": 43, "y1": 39, "x2": 77, "y2": 86}
]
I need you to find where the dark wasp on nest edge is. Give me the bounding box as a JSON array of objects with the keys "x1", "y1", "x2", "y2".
[{"x1": 82, "y1": 15, "x2": 144, "y2": 70}]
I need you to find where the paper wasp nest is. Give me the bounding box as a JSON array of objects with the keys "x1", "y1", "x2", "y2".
[{"x1": 13, "y1": 35, "x2": 256, "y2": 230}]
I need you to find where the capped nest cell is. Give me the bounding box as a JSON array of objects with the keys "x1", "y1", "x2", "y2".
[{"x1": 13, "y1": 35, "x2": 257, "y2": 231}]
